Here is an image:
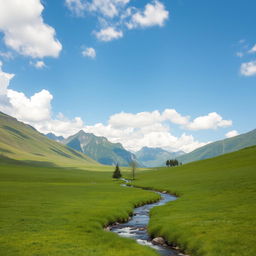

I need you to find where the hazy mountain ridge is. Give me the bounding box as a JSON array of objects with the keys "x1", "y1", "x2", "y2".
[
  {"x1": 135, "y1": 147, "x2": 185, "y2": 167},
  {"x1": 46, "y1": 133, "x2": 64, "y2": 142},
  {"x1": 62, "y1": 130, "x2": 137, "y2": 166},
  {"x1": 177, "y1": 129, "x2": 256, "y2": 164}
]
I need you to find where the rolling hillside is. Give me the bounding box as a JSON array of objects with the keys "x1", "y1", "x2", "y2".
[
  {"x1": 135, "y1": 147, "x2": 184, "y2": 167},
  {"x1": 62, "y1": 130, "x2": 136, "y2": 166},
  {"x1": 177, "y1": 128, "x2": 256, "y2": 163},
  {"x1": 0, "y1": 112, "x2": 97, "y2": 168},
  {"x1": 134, "y1": 146, "x2": 256, "y2": 256}
]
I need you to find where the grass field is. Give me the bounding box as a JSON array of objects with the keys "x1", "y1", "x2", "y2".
[
  {"x1": 133, "y1": 146, "x2": 256, "y2": 256},
  {"x1": 0, "y1": 163, "x2": 160, "y2": 256}
]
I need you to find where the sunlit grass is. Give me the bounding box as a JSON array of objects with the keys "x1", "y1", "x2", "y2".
[
  {"x1": 133, "y1": 146, "x2": 256, "y2": 256},
  {"x1": 0, "y1": 164, "x2": 160, "y2": 256}
]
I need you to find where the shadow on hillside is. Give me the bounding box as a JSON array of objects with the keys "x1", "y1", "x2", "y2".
[{"x1": 0, "y1": 155, "x2": 57, "y2": 167}]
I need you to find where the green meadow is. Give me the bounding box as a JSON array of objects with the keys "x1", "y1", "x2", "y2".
[
  {"x1": 0, "y1": 163, "x2": 160, "y2": 256},
  {"x1": 1, "y1": 110, "x2": 255, "y2": 256},
  {"x1": 133, "y1": 146, "x2": 256, "y2": 256}
]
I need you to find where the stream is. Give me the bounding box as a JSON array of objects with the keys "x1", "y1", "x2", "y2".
[{"x1": 109, "y1": 180, "x2": 182, "y2": 256}]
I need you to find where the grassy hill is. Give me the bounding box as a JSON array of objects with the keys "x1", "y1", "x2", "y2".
[
  {"x1": 134, "y1": 146, "x2": 256, "y2": 256},
  {"x1": 0, "y1": 112, "x2": 98, "y2": 169},
  {"x1": 177, "y1": 128, "x2": 256, "y2": 163},
  {"x1": 63, "y1": 130, "x2": 136, "y2": 166}
]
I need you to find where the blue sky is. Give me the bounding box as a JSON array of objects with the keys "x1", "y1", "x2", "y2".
[{"x1": 0, "y1": 0, "x2": 255, "y2": 152}]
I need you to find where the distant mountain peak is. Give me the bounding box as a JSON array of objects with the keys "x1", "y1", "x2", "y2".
[{"x1": 62, "y1": 131, "x2": 138, "y2": 166}]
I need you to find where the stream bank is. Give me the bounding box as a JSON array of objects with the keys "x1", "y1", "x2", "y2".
[{"x1": 108, "y1": 180, "x2": 190, "y2": 256}]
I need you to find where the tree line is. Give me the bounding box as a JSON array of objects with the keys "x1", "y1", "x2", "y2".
[{"x1": 166, "y1": 159, "x2": 182, "y2": 167}]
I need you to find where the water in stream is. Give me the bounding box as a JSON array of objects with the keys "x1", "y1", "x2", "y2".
[{"x1": 110, "y1": 183, "x2": 180, "y2": 256}]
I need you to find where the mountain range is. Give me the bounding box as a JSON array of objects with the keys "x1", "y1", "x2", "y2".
[
  {"x1": 2, "y1": 111, "x2": 255, "y2": 168},
  {"x1": 46, "y1": 128, "x2": 256, "y2": 167},
  {"x1": 177, "y1": 129, "x2": 256, "y2": 164},
  {"x1": 60, "y1": 130, "x2": 136, "y2": 166},
  {"x1": 135, "y1": 147, "x2": 184, "y2": 167}
]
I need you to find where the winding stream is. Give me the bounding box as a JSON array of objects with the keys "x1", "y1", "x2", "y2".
[{"x1": 109, "y1": 180, "x2": 181, "y2": 256}]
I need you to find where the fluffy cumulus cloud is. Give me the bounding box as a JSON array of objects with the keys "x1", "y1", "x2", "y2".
[
  {"x1": 85, "y1": 110, "x2": 232, "y2": 152},
  {"x1": 0, "y1": 62, "x2": 83, "y2": 137},
  {"x1": 0, "y1": 63, "x2": 234, "y2": 153},
  {"x1": 249, "y1": 44, "x2": 256, "y2": 54},
  {"x1": 225, "y1": 130, "x2": 239, "y2": 138},
  {"x1": 65, "y1": 0, "x2": 169, "y2": 42},
  {"x1": 240, "y1": 61, "x2": 256, "y2": 76},
  {"x1": 95, "y1": 27, "x2": 123, "y2": 41},
  {"x1": 0, "y1": 0, "x2": 62, "y2": 58},
  {"x1": 85, "y1": 121, "x2": 207, "y2": 153},
  {"x1": 162, "y1": 109, "x2": 189, "y2": 125},
  {"x1": 82, "y1": 47, "x2": 96, "y2": 58},
  {"x1": 34, "y1": 114, "x2": 84, "y2": 137},
  {"x1": 127, "y1": 0, "x2": 169, "y2": 29},
  {"x1": 185, "y1": 112, "x2": 232, "y2": 130}
]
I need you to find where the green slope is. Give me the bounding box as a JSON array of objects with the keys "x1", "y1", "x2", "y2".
[
  {"x1": 0, "y1": 112, "x2": 97, "y2": 168},
  {"x1": 177, "y1": 128, "x2": 256, "y2": 163},
  {"x1": 63, "y1": 130, "x2": 136, "y2": 166},
  {"x1": 134, "y1": 146, "x2": 256, "y2": 256}
]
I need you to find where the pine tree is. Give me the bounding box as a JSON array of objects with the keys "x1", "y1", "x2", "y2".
[
  {"x1": 166, "y1": 159, "x2": 170, "y2": 167},
  {"x1": 112, "y1": 163, "x2": 122, "y2": 179}
]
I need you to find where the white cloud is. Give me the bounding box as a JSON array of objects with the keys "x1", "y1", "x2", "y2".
[
  {"x1": 162, "y1": 109, "x2": 189, "y2": 125},
  {"x1": 65, "y1": 0, "x2": 169, "y2": 41},
  {"x1": 0, "y1": 63, "x2": 232, "y2": 153},
  {"x1": 65, "y1": 0, "x2": 87, "y2": 16},
  {"x1": 7, "y1": 89, "x2": 52, "y2": 122},
  {"x1": 240, "y1": 61, "x2": 256, "y2": 76},
  {"x1": 34, "y1": 115, "x2": 84, "y2": 137},
  {"x1": 95, "y1": 27, "x2": 123, "y2": 41},
  {"x1": 30, "y1": 60, "x2": 46, "y2": 69},
  {"x1": 128, "y1": 0, "x2": 169, "y2": 29},
  {"x1": 0, "y1": 51, "x2": 13, "y2": 59},
  {"x1": 109, "y1": 111, "x2": 162, "y2": 128},
  {"x1": 248, "y1": 44, "x2": 256, "y2": 54},
  {"x1": 88, "y1": 109, "x2": 230, "y2": 152},
  {"x1": 88, "y1": 0, "x2": 130, "y2": 18},
  {"x1": 85, "y1": 121, "x2": 207, "y2": 153},
  {"x1": 225, "y1": 130, "x2": 239, "y2": 138},
  {"x1": 0, "y1": 0, "x2": 62, "y2": 58},
  {"x1": 0, "y1": 62, "x2": 83, "y2": 137},
  {"x1": 82, "y1": 47, "x2": 96, "y2": 58},
  {"x1": 185, "y1": 112, "x2": 232, "y2": 131},
  {"x1": 0, "y1": 61, "x2": 14, "y2": 95},
  {"x1": 66, "y1": 0, "x2": 130, "y2": 17},
  {"x1": 109, "y1": 109, "x2": 190, "y2": 128}
]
